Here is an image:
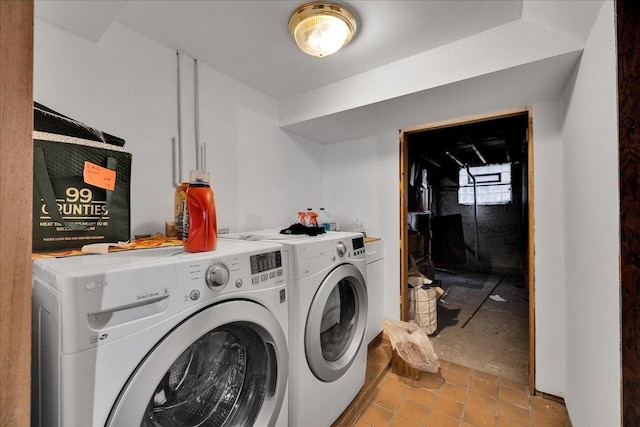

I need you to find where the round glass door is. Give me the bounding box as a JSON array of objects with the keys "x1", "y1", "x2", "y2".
[
  {"x1": 320, "y1": 281, "x2": 357, "y2": 362},
  {"x1": 107, "y1": 300, "x2": 287, "y2": 427},
  {"x1": 142, "y1": 325, "x2": 267, "y2": 426},
  {"x1": 305, "y1": 263, "x2": 367, "y2": 382}
]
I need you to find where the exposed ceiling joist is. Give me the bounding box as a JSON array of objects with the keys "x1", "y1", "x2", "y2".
[{"x1": 471, "y1": 144, "x2": 488, "y2": 164}]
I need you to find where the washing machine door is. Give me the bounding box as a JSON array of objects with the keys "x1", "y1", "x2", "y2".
[
  {"x1": 106, "y1": 300, "x2": 288, "y2": 427},
  {"x1": 305, "y1": 263, "x2": 367, "y2": 382}
]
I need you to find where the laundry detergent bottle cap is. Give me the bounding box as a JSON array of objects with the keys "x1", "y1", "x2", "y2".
[
  {"x1": 183, "y1": 170, "x2": 217, "y2": 253},
  {"x1": 190, "y1": 169, "x2": 209, "y2": 184},
  {"x1": 318, "y1": 207, "x2": 333, "y2": 222}
]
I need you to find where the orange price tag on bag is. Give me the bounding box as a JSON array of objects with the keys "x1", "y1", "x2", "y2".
[{"x1": 83, "y1": 161, "x2": 116, "y2": 191}]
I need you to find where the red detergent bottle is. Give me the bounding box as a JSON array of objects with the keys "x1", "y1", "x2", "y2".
[{"x1": 183, "y1": 170, "x2": 217, "y2": 252}]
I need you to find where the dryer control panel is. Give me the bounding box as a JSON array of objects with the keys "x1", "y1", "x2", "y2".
[
  {"x1": 287, "y1": 233, "x2": 367, "y2": 280},
  {"x1": 351, "y1": 236, "x2": 366, "y2": 256}
]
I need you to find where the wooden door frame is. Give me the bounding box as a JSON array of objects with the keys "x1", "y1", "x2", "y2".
[
  {"x1": 399, "y1": 106, "x2": 536, "y2": 393},
  {"x1": 617, "y1": 0, "x2": 640, "y2": 424},
  {"x1": 0, "y1": 1, "x2": 34, "y2": 426}
]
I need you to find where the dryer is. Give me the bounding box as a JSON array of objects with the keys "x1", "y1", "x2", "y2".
[
  {"x1": 223, "y1": 230, "x2": 368, "y2": 426},
  {"x1": 32, "y1": 239, "x2": 288, "y2": 427}
]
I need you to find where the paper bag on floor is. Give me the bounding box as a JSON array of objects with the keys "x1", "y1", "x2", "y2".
[
  {"x1": 408, "y1": 287, "x2": 438, "y2": 334},
  {"x1": 381, "y1": 319, "x2": 439, "y2": 373}
]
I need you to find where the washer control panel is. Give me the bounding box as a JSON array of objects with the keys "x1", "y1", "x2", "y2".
[
  {"x1": 249, "y1": 250, "x2": 283, "y2": 285},
  {"x1": 176, "y1": 248, "x2": 285, "y2": 307}
]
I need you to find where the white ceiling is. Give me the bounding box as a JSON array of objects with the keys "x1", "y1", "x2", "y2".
[
  {"x1": 34, "y1": 0, "x2": 529, "y2": 100},
  {"x1": 34, "y1": 0, "x2": 603, "y2": 142}
]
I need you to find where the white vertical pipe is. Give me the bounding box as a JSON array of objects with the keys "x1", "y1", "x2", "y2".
[
  {"x1": 201, "y1": 143, "x2": 207, "y2": 172},
  {"x1": 174, "y1": 51, "x2": 183, "y2": 186},
  {"x1": 194, "y1": 58, "x2": 201, "y2": 170},
  {"x1": 172, "y1": 137, "x2": 179, "y2": 187}
]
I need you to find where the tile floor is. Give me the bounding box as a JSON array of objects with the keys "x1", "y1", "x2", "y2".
[{"x1": 352, "y1": 352, "x2": 572, "y2": 427}]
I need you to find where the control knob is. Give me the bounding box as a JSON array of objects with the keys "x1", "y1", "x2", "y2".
[
  {"x1": 205, "y1": 263, "x2": 230, "y2": 289},
  {"x1": 336, "y1": 241, "x2": 347, "y2": 257}
]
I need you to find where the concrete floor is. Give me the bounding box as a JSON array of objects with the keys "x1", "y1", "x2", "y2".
[{"x1": 428, "y1": 270, "x2": 529, "y2": 385}]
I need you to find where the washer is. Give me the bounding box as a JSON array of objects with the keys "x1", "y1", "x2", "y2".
[
  {"x1": 31, "y1": 239, "x2": 289, "y2": 427},
  {"x1": 223, "y1": 229, "x2": 368, "y2": 426}
]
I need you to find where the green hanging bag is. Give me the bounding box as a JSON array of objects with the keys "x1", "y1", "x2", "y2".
[{"x1": 32, "y1": 104, "x2": 132, "y2": 252}]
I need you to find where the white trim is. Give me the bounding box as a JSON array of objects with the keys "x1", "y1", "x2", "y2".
[{"x1": 33, "y1": 130, "x2": 128, "y2": 153}]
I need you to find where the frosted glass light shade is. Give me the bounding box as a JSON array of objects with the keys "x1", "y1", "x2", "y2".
[{"x1": 289, "y1": 2, "x2": 357, "y2": 57}]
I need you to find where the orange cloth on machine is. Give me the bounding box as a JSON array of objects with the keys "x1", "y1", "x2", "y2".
[{"x1": 32, "y1": 233, "x2": 183, "y2": 259}]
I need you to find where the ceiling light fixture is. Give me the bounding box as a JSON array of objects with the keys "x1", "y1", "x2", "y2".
[{"x1": 288, "y1": 1, "x2": 357, "y2": 58}]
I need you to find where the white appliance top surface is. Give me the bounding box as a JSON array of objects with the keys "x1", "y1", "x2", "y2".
[
  {"x1": 32, "y1": 239, "x2": 283, "y2": 277},
  {"x1": 223, "y1": 228, "x2": 363, "y2": 247}
]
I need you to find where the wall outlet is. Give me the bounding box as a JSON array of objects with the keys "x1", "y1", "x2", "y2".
[{"x1": 218, "y1": 228, "x2": 229, "y2": 234}]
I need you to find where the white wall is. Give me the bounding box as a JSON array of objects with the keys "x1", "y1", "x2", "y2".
[
  {"x1": 559, "y1": 2, "x2": 620, "y2": 425},
  {"x1": 34, "y1": 20, "x2": 176, "y2": 236},
  {"x1": 529, "y1": 102, "x2": 567, "y2": 396},
  {"x1": 322, "y1": 132, "x2": 400, "y2": 321},
  {"x1": 34, "y1": 20, "x2": 324, "y2": 237}
]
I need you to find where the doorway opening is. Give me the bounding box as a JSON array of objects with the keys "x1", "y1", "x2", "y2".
[{"x1": 399, "y1": 107, "x2": 535, "y2": 391}]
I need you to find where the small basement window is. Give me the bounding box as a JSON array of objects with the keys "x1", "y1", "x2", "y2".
[{"x1": 458, "y1": 163, "x2": 512, "y2": 205}]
